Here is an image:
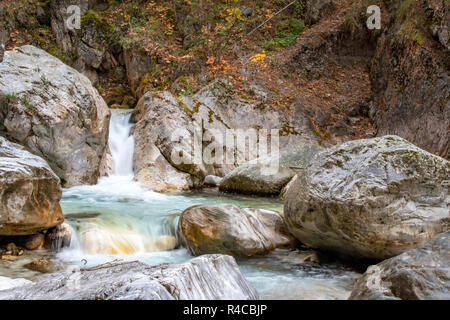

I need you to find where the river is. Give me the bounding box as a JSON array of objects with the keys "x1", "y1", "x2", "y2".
[{"x1": 0, "y1": 110, "x2": 359, "y2": 299}]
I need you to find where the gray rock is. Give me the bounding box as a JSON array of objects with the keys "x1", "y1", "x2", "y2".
[
  {"x1": 132, "y1": 91, "x2": 199, "y2": 191},
  {"x1": 133, "y1": 142, "x2": 193, "y2": 193},
  {"x1": 428, "y1": 0, "x2": 450, "y2": 51},
  {"x1": 203, "y1": 175, "x2": 223, "y2": 187},
  {"x1": 284, "y1": 135, "x2": 450, "y2": 261},
  {"x1": 350, "y1": 231, "x2": 450, "y2": 300},
  {"x1": 132, "y1": 80, "x2": 319, "y2": 190},
  {"x1": 220, "y1": 144, "x2": 323, "y2": 195},
  {"x1": 0, "y1": 137, "x2": 63, "y2": 235},
  {"x1": 306, "y1": 0, "x2": 336, "y2": 24},
  {"x1": 240, "y1": 7, "x2": 254, "y2": 17},
  {"x1": 36, "y1": 6, "x2": 50, "y2": 26},
  {"x1": 179, "y1": 204, "x2": 296, "y2": 257},
  {"x1": 0, "y1": 255, "x2": 259, "y2": 300},
  {"x1": 0, "y1": 46, "x2": 110, "y2": 187},
  {"x1": 50, "y1": 0, "x2": 89, "y2": 54},
  {"x1": 124, "y1": 48, "x2": 153, "y2": 97}
]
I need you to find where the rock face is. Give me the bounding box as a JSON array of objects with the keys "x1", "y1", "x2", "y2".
[
  {"x1": 284, "y1": 136, "x2": 450, "y2": 261},
  {"x1": 132, "y1": 80, "x2": 319, "y2": 191},
  {"x1": 0, "y1": 255, "x2": 259, "y2": 300},
  {"x1": 220, "y1": 144, "x2": 323, "y2": 195},
  {"x1": 0, "y1": 137, "x2": 63, "y2": 235},
  {"x1": 132, "y1": 91, "x2": 197, "y2": 191},
  {"x1": 350, "y1": 231, "x2": 450, "y2": 300},
  {"x1": 179, "y1": 204, "x2": 296, "y2": 256},
  {"x1": 0, "y1": 45, "x2": 110, "y2": 187},
  {"x1": 369, "y1": 0, "x2": 450, "y2": 160},
  {"x1": 50, "y1": 0, "x2": 118, "y2": 87}
]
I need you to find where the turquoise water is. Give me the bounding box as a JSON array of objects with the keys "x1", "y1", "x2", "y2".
[{"x1": 55, "y1": 177, "x2": 358, "y2": 300}]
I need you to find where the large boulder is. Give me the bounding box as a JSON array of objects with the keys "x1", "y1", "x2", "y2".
[
  {"x1": 284, "y1": 135, "x2": 450, "y2": 261},
  {"x1": 49, "y1": 0, "x2": 118, "y2": 86},
  {"x1": 132, "y1": 91, "x2": 201, "y2": 191},
  {"x1": 0, "y1": 137, "x2": 63, "y2": 235},
  {"x1": 219, "y1": 144, "x2": 323, "y2": 195},
  {"x1": 179, "y1": 204, "x2": 296, "y2": 257},
  {"x1": 132, "y1": 80, "x2": 319, "y2": 191},
  {"x1": 0, "y1": 255, "x2": 259, "y2": 300},
  {"x1": 350, "y1": 231, "x2": 450, "y2": 300},
  {"x1": 0, "y1": 45, "x2": 110, "y2": 187}
]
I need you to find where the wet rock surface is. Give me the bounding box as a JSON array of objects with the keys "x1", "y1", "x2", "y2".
[
  {"x1": 0, "y1": 136, "x2": 63, "y2": 235},
  {"x1": 0, "y1": 255, "x2": 259, "y2": 300},
  {"x1": 284, "y1": 136, "x2": 449, "y2": 261},
  {"x1": 179, "y1": 204, "x2": 296, "y2": 257},
  {"x1": 350, "y1": 231, "x2": 450, "y2": 300},
  {"x1": 220, "y1": 144, "x2": 323, "y2": 195}
]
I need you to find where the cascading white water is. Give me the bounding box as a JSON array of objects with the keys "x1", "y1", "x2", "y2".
[
  {"x1": 108, "y1": 110, "x2": 135, "y2": 176},
  {"x1": 60, "y1": 110, "x2": 178, "y2": 256}
]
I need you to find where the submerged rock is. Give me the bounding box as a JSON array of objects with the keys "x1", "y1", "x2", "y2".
[
  {"x1": 350, "y1": 231, "x2": 450, "y2": 300},
  {"x1": 0, "y1": 255, "x2": 259, "y2": 300},
  {"x1": 284, "y1": 135, "x2": 450, "y2": 261},
  {"x1": 179, "y1": 204, "x2": 296, "y2": 257},
  {"x1": 220, "y1": 144, "x2": 322, "y2": 195},
  {"x1": 0, "y1": 45, "x2": 110, "y2": 187},
  {"x1": 24, "y1": 258, "x2": 60, "y2": 274},
  {"x1": 0, "y1": 137, "x2": 63, "y2": 235},
  {"x1": 23, "y1": 233, "x2": 45, "y2": 250},
  {"x1": 278, "y1": 250, "x2": 320, "y2": 265}
]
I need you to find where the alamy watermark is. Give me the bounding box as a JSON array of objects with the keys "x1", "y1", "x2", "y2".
[
  {"x1": 64, "y1": 3, "x2": 382, "y2": 32},
  {"x1": 169, "y1": 127, "x2": 280, "y2": 175},
  {"x1": 66, "y1": 5, "x2": 81, "y2": 30},
  {"x1": 367, "y1": 5, "x2": 381, "y2": 30}
]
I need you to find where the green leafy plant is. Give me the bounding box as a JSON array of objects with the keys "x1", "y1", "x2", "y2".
[{"x1": 263, "y1": 18, "x2": 305, "y2": 50}]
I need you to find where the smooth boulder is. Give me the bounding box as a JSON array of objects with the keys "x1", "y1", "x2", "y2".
[
  {"x1": 0, "y1": 45, "x2": 110, "y2": 187},
  {"x1": 0, "y1": 137, "x2": 63, "y2": 235},
  {"x1": 220, "y1": 144, "x2": 322, "y2": 195},
  {"x1": 284, "y1": 135, "x2": 450, "y2": 260},
  {"x1": 350, "y1": 231, "x2": 450, "y2": 300},
  {"x1": 0, "y1": 255, "x2": 259, "y2": 300},
  {"x1": 179, "y1": 204, "x2": 296, "y2": 256}
]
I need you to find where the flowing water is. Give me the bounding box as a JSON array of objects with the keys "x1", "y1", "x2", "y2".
[{"x1": 0, "y1": 110, "x2": 359, "y2": 299}]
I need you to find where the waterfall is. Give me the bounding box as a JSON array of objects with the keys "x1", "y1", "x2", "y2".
[
  {"x1": 108, "y1": 110, "x2": 135, "y2": 176},
  {"x1": 60, "y1": 109, "x2": 179, "y2": 256}
]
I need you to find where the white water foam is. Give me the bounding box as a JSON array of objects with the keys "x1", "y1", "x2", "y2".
[{"x1": 109, "y1": 110, "x2": 135, "y2": 176}]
